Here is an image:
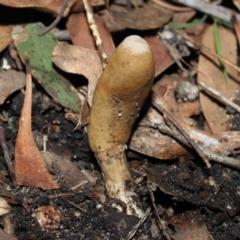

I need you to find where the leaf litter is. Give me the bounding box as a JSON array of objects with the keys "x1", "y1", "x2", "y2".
[{"x1": 0, "y1": 0, "x2": 240, "y2": 239}]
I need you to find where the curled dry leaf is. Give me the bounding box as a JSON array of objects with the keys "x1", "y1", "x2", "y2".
[
  {"x1": 105, "y1": 0, "x2": 173, "y2": 30},
  {"x1": 14, "y1": 63, "x2": 59, "y2": 190},
  {"x1": 52, "y1": 43, "x2": 102, "y2": 105},
  {"x1": 88, "y1": 35, "x2": 155, "y2": 216},
  {"x1": 198, "y1": 25, "x2": 240, "y2": 133},
  {"x1": 0, "y1": 70, "x2": 25, "y2": 105}
]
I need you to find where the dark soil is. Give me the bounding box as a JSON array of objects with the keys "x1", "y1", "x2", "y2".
[{"x1": 0, "y1": 82, "x2": 240, "y2": 240}]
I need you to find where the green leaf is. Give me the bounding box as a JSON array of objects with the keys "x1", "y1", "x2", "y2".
[
  {"x1": 213, "y1": 18, "x2": 229, "y2": 83},
  {"x1": 169, "y1": 14, "x2": 208, "y2": 29},
  {"x1": 12, "y1": 23, "x2": 81, "y2": 113}
]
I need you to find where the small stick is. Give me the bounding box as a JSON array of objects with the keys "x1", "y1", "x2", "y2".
[
  {"x1": 0, "y1": 125, "x2": 16, "y2": 186},
  {"x1": 124, "y1": 207, "x2": 151, "y2": 240},
  {"x1": 82, "y1": 0, "x2": 108, "y2": 69},
  {"x1": 156, "y1": 123, "x2": 240, "y2": 169},
  {"x1": 170, "y1": 0, "x2": 240, "y2": 23},
  {"x1": 199, "y1": 81, "x2": 240, "y2": 114},
  {"x1": 66, "y1": 200, "x2": 88, "y2": 213},
  {"x1": 152, "y1": 92, "x2": 211, "y2": 168},
  {"x1": 176, "y1": 29, "x2": 240, "y2": 74},
  {"x1": 147, "y1": 182, "x2": 171, "y2": 240},
  {"x1": 39, "y1": 0, "x2": 69, "y2": 37}
]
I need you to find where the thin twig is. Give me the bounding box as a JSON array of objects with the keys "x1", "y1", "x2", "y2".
[
  {"x1": 170, "y1": 0, "x2": 240, "y2": 23},
  {"x1": 158, "y1": 32, "x2": 187, "y2": 72},
  {"x1": 39, "y1": 0, "x2": 69, "y2": 37},
  {"x1": 152, "y1": 92, "x2": 211, "y2": 168},
  {"x1": 147, "y1": 182, "x2": 171, "y2": 240},
  {"x1": 82, "y1": 0, "x2": 108, "y2": 69},
  {"x1": 0, "y1": 125, "x2": 16, "y2": 187},
  {"x1": 156, "y1": 123, "x2": 240, "y2": 169},
  {"x1": 124, "y1": 207, "x2": 151, "y2": 240},
  {"x1": 199, "y1": 81, "x2": 240, "y2": 114},
  {"x1": 66, "y1": 200, "x2": 88, "y2": 214}
]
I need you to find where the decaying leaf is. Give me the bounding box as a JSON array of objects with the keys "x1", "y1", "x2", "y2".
[
  {"x1": 144, "y1": 36, "x2": 174, "y2": 77},
  {"x1": 12, "y1": 23, "x2": 82, "y2": 113},
  {"x1": 41, "y1": 151, "x2": 91, "y2": 190},
  {"x1": 129, "y1": 106, "x2": 240, "y2": 160},
  {"x1": 0, "y1": 0, "x2": 78, "y2": 16},
  {"x1": 0, "y1": 25, "x2": 12, "y2": 53},
  {"x1": 105, "y1": 0, "x2": 173, "y2": 30},
  {"x1": 0, "y1": 228, "x2": 17, "y2": 240},
  {"x1": 32, "y1": 206, "x2": 61, "y2": 230},
  {"x1": 0, "y1": 70, "x2": 26, "y2": 105},
  {"x1": 168, "y1": 210, "x2": 210, "y2": 240},
  {"x1": 0, "y1": 197, "x2": 10, "y2": 217},
  {"x1": 52, "y1": 43, "x2": 102, "y2": 105},
  {"x1": 66, "y1": 12, "x2": 115, "y2": 56},
  {"x1": 14, "y1": 61, "x2": 59, "y2": 189},
  {"x1": 198, "y1": 25, "x2": 240, "y2": 133}
]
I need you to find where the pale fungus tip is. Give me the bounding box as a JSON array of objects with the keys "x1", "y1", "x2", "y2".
[{"x1": 121, "y1": 35, "x2": 150, "y2": 55}]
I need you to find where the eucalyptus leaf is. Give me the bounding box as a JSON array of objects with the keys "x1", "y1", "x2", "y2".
[{"x1": 12, "y1": 23, "x2": 81, "y2": 113}]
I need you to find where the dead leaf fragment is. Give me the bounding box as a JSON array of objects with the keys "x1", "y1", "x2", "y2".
[
  {"x1": 168, "y1": 210, "x2": 210, "y2": 240},
  {"x1": 41, "y1": 151, "x2": 90, "y2": 190},
  {"x1": 67, "y1": 12, "x2": 115, "y2": 56},
  {"x1": 0, "y1": 197, "x2": 10, "y2": 216},
  {"x1": 0, "y1": 0, "x2": 78, "y2": 16},
  {"x1": 198, "y1": 25, "x2": 239, "y2": 133},
  {"x1": 52, "y1": 43, "x2": 102, "y2": 105},
  {"x1": 0, "y1": 25, "x2": 12, "y2": 53},
  {"x1": 105, "y1": 1, "x2": 173, "y2": 30},
  {"x1": 32, "y1": 206, "x2": 61, "y2": 230},
  {"x1": 0, "y1": 70, "x2": 26, "y2": 105},
  {"x1": 144, "y1": 36, "x2": 174, "y2": 77},
  {"x1": 0, "y1": 228, "x2": 17, "y2": 240},
  {"x1": 14, "y1": 66, "x2": 59, "y2": 189}
]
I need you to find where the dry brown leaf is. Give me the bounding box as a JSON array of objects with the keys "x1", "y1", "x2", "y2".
[
  {"x1": 129, "y1": 125, "x2": 189, "y2": 159},
  {"x1": 129, "y1": 106, "x2": 240, "y2": 160},
  {"x1": 144, "y1": 36, "x2": 174, "y2": 77},
  {"x1": 14, "y1": 65, "x2": 59, "y2": 189},
  {"x1": 99, "y1": 8, "x2": 125, "y2": 32},
  {"x1": 198, "y1": 25, "x2": 240, "y2": 133},
  {"x1": 0, "y1": 70, "x2": 26, "y2": 105},
  {"x1": 168, "y1": 210, "x2": 210, "y2": 240},
  {"x1": 178, "y1": 101, "x2": 201, "y2": 117},
  {"x1": 172, "y1": 9, "x2": 196, "y2": 23},
  {"x1": 0, "y1": 0, "x2": 78, "y2": 16},
  {"x1": 66, "y1": 12, "x2": 95, "y2": 50},
  {"x1": 41, "y1": 151, "x2": 90, "y2": 189},
  {"x1": 67, "y1": 12, "x2": 115, "y2": 55},
  {"x1": 52, "y1": 43, "x2": 102, "y2": 105},
  {"x1": 105, "y1": 0, "x2": 173, "y2": 30},
  {"x1": 0, "y1": 25, "x2": 12, "y2": 53},
  {"x1": 0, "y1": 228, "x2": 17, "y2": 240}
]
